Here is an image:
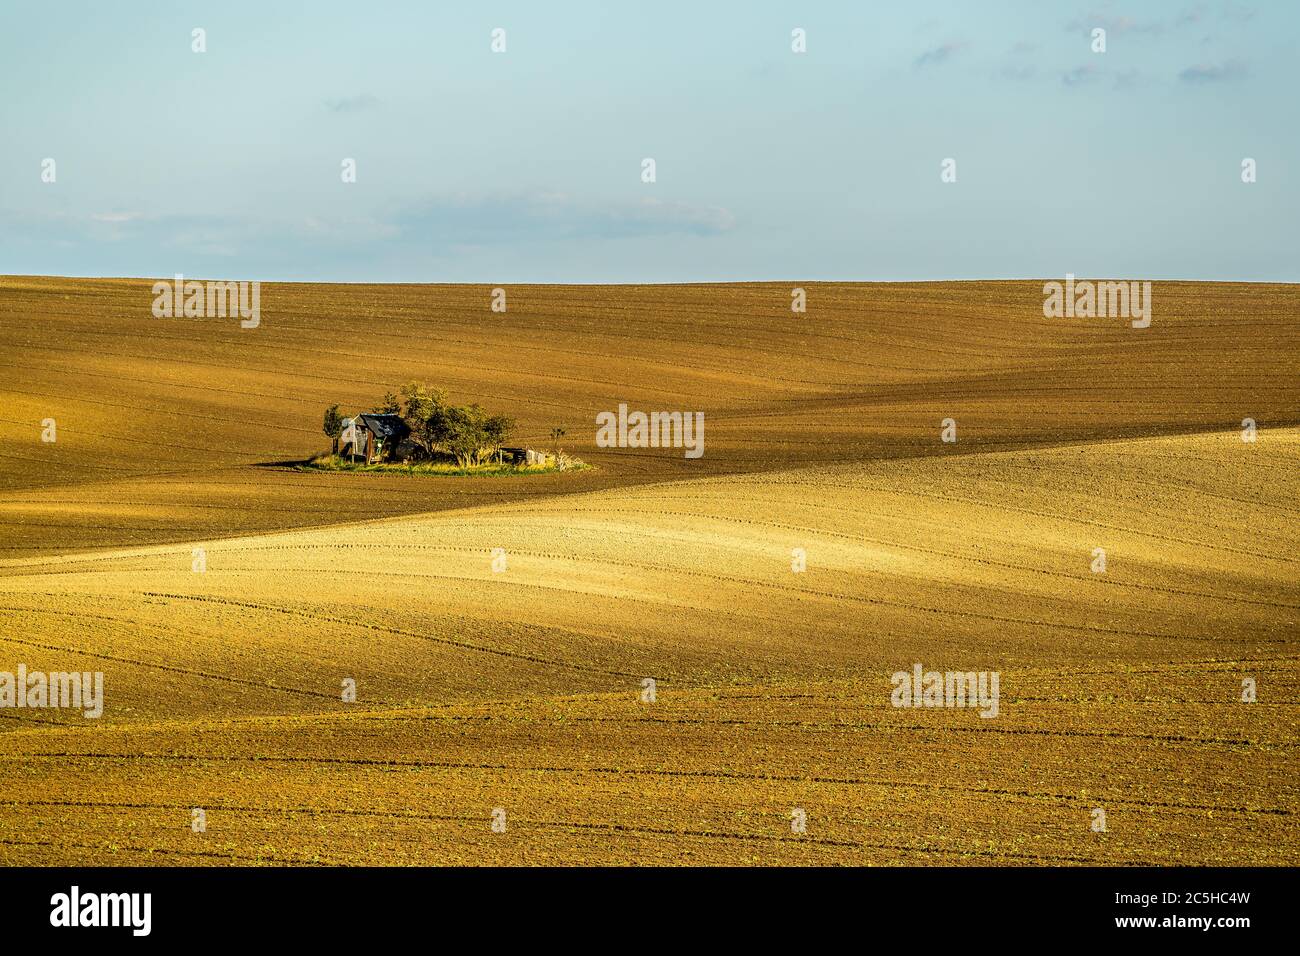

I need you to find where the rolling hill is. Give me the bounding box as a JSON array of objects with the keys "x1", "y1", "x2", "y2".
[{"x1": 0, "y1": 276, "x2": 1295, "y2": 864}]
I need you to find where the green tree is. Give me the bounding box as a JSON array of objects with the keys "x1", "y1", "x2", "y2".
[
  {"x1": 322, "y1": 404, "x2": 343, "y2": 455},
  {"x1": 398, "y1": 381, "x2": 448, "y2": 458},
  {"x1": 484, "y1": 413, "x2": 514, "y2": 459},
  {"x1": 444, "y1": 404, "x2": 514, "y2": 466},
  {"x1": 373, "y1": 391, "x2": 401, "y2": 415}
]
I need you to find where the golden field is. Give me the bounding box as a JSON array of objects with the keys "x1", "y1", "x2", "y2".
[{"x1": 0, "y1": 276, "x2": 1296, "y2": 865}]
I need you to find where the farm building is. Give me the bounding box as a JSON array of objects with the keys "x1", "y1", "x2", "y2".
[
  {"x1": 340, "y1": 414, "x2": 412, "y2": 464},
  {"x1": 499, "y1": 446, "x2": 552, "y2": 466}
]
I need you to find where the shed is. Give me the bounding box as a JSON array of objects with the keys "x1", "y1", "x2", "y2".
[
  {"x1": 340, "y1": 414, "x2": 411, "y2": 464},
  {"x1": 500, "y1": 446, "x2": 551, "y2": 466}
]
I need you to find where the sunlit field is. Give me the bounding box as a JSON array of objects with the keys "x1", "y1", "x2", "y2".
[{"x1": 1, "y1": 276, "x2": 1296, "y2": 864}]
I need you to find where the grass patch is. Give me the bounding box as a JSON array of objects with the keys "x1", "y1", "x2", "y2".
[{"x1": 296, "y1": 455, "x2": 588, "y2": 477}]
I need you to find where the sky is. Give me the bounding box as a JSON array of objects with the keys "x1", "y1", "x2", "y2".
[{"x1": 0, "y1": 0, "x2": 1295, "y2": 282}]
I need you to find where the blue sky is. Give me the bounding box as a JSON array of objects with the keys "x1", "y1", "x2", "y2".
[{"x1": 0, "y1": 0, "x2": 1294, "y2": 281}]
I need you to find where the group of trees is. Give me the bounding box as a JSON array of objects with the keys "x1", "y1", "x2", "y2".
[
  {"x1": 322, "y1": 382, "x2": 517, "y2": 467},
  {"x1": 391, "y1": 382, "x2": 514, "y2": 467}
]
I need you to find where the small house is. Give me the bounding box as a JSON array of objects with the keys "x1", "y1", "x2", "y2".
[{"x1": 340, "y1": 414, "x2": 411, "y2": 464}]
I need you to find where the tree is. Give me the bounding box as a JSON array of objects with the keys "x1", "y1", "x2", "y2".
[
  {"x1": 373, "y1": 391, "x2": 401, "y2": 415},
  {"x1": 398, "y1": 381, "x2": 448, "y2": 458},
  {"x1": 443, "y1": 404, "x2": 514, "y2": 466},
  {"x1": 322, "y1": 404, "x2": 343, "y2": 455},
  {"x1": 484, "y1": 412, "x2": 514, "y2": 451},
  {"x1": 549, "y1": 426, "x2": 566, "y2": 457}
]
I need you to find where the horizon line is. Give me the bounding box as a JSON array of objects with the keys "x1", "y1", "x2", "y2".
[{"x1": 4, "y1": 274, "x2": 1299, "y2": 287}]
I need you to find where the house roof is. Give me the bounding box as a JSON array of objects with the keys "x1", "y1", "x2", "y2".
[{"x1": 357, "y1": 414, "x2": 410, "y2": 441}]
